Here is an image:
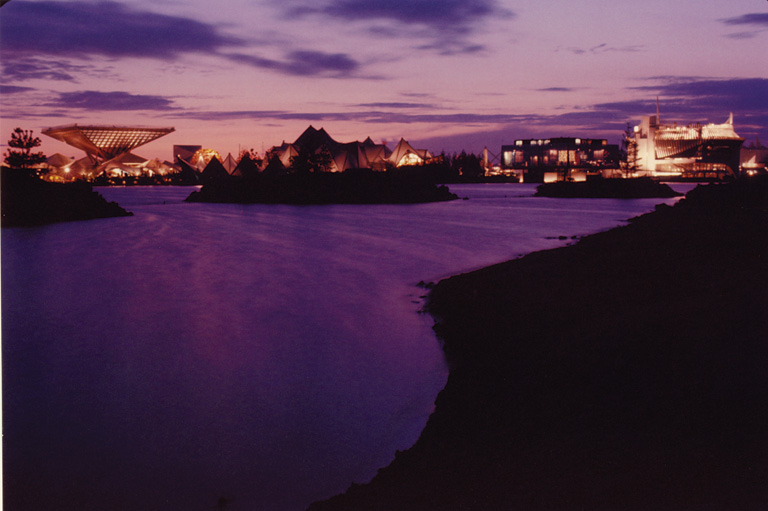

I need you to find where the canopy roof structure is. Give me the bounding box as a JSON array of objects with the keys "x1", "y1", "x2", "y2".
[{"x1": 43, "y1": 124, "x2": 175, "y2": 163}]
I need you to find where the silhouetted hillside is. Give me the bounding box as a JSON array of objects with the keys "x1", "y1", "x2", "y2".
[{"x1": 1, "y1": 168, "x2": 132, "y2": 227}]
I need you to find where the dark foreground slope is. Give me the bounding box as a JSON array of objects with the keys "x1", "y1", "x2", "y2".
[
  {"x1": 1, "y1": 168, "x2": 132, "y2": 227},
  {"x1": 185, "y1": 171, "x2": 458, "y2": 204},
  {"x1": 309, "y1": 178, "x2": 768, "y2": 511}
]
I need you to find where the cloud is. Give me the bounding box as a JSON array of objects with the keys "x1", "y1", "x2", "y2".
[
  {"x1": 720, "y1": 13, "x2": 768, "y2": 26},
  {"x1": 287, "y1": 0, "x2": 512, "y2": 54},
  {"x1": 561, "y1": 44, "x2": 644, "y2": 55},
  {"x1": 301, "y1": 0, "x2": 508, "y2": 29},
  {"x1": 46, "y1": 90, "x2": 178, "y2": 111},
  {"x1": 532, "y1": 77, "x2": 768, "y2": 142},
  {"x1": 159, "y1": 77, "x2": 767, "y2": 135},
  {"x1": 719, "y1": 13, "x2": 768, "y2": 39},
  {"x1": 0, "y1": 84, "x2": 34, "y2": 94},
  {"x1": 631, "y1": 77, "x2": 768, "y2": 113},
  {"x1": 226, "y1": 50, "x2": 360, "y2": 77},
  {"x1": 356, "y1": 102, "x2": 434, "y2": 109},
  {"x1": 0, "y1": 0, "x2": 240, "y2": 60},
  {"x1": 165, "y1": 108, "x2": 532, "y2": 127},
  {"x1": 536, "y1": 87, "x2": 576, "y2": 92},
  {"x1": 0, "y1": 58, "x2": 90, "y2": 82}
]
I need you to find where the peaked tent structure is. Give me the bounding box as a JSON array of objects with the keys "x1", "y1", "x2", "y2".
[
  {"x1": 388, "y1": 138, "x2": 432, "y2": 167},
  {"x1": 231, "y1": 154, "x2": 261, "y2": 178},
  {"x1": 266, "y1": 126, "x2": 419, "y2": 172},
  {"x1": 200, "y1": 157, "x2": 230, "y2": 184},
  {"x1": 222, "y1": 153, "x2": 237, "y2": 174}
]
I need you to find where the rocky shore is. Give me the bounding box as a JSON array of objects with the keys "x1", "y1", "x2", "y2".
[
  {"x1": 1, "y1": 168, "x2": 132, "y2": 227},
  {"x1": 308, "y1": 177, "x2": 768, "y2": 510}
]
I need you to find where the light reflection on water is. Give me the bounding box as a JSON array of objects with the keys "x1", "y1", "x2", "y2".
[{"x1": 2, "y1": 183, "x2": 688, "y2": 511}]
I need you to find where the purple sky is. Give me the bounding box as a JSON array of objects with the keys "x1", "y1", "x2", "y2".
[{"x1": 1, "y1": 0, "x2": 766, "y2": 161}]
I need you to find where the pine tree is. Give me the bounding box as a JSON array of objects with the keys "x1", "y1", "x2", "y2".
[{"x1": 4, "y1": 128, "x2": 46, "y2": 169}]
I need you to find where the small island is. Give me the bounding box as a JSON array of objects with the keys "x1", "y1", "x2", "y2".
[
  {"x1": 535, "y1": 176, "x2": 682, "y2": 198},
  {"x1": 185, "y1": 169, "x2": 459, "y2": 205},
  {"x1": 1, "y1": 168, "x2": 133, "y2": 227}
]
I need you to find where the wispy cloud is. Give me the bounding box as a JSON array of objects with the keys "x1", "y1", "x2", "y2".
[
  {"x1": 225, "y1": 50, "x2": 361, "y2": 78},
  {"x1": 0, "y1": 1, "x2": 375, "y2": 79},
  {"x1": 561, "y1": 43, "x2": 644, "y2": 55},
  {"x1": 295, "y1": 0, "x2": 509, "y2": 30},
  {"x1": 631, "y1": 77, "x2": 768, "y2": 113},
  {"x1": 163, "y1": 108, "x2": 531, "y2": 126},
  {"x1": 355, "y1": 102, "x2": 435, "y2": 109},
  {"x1": 46, "y1": 91, "x2": 178, "y2": 111},
  {"x1": 721, "y1": 13, "x2": 768, "y2": 26},
  {"x1": 0, "y1": 1, "x2": 240, "y2": 60},
  {"x1": 1, "y1": 58, "x2": 90, "y2": 82},
  {"x1": 0, "y1": 84, "x2": 35, "y2": 94},
  {"x1": 536, "y1": 87, "x2": 576, "y2": 93},
  {"x1": 286, "y1": 0, "x2": 513, "y2": 55},
  {"x1": 719, "y1": 13, "x2": 768, "y2": 39}
]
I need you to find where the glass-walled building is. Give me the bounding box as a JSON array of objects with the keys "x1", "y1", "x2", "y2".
[{"x1": 501, "y1": 137, "x2": 619, "y2": 182}]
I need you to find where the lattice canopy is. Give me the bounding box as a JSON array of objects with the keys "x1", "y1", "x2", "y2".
[{"x1": 43, "y1": 124, "x2": 175, "y2": 162}]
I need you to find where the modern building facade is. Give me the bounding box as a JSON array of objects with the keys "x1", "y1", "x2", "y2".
[
  {"x1": 630, "y1": 114, "x2": 744, "y2": 179},
  {"x1": 501, "y1": 137, "x2": 619, "y2": 182},
  {"x1": 741, "y1": 137, "x2": 768, "y2": 174}
]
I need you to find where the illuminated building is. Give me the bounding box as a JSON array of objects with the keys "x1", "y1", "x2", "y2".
[
  {"x1": 631, "y1": 114, "x2": 744, "y2": 179},
  {"x1": 42, "y1": 124, "x2": 175, "y2": 177},
  {"x1": 173, "y1": 145, "x2": 202, "y2": 165},
  {"x1": 741, "y1": 137, "x2": 768, "y2": 174},
  {"x1": 267, "y1": 126, "x2": 431, "y2": 172},
  {"x1": 188, "y1": 148, "x2": 222, "y2": 170},
  {"x1": 388, "y1": 138, "x2": 432, "y2": 167},
  {"x1": 501, "y1": 138, "x2": 619, "y2": 183}
]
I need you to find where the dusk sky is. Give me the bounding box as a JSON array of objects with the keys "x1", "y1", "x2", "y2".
[{"x1": 1, "y1": 0, "x2": 766, "y2": 162}]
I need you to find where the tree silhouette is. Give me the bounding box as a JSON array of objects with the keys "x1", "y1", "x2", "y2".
[
  {"x1": 289, "y1": 145, "x2": 333, "y2": 174},
  {"x1": 4, "y1": 128, "x2": 46, "y2": 169}
]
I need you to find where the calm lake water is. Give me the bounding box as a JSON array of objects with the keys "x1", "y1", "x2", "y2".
[{"x1": 2, "y1": 183, "x2": 692, "y2": 511}]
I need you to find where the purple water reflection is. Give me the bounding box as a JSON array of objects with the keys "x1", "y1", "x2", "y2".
[{"x1": 2, "y1": 183, "x2": 687, "y2": 511}]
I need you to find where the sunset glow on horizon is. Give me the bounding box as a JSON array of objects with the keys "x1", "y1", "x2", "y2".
[{"x1": 1, "y1": 0, "x2": 766, "y2": 162}]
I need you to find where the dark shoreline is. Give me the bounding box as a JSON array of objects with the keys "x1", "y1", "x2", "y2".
[
  {"x1": 185, "y1": 171, "x2": 458, "y2": 204},
  {"x1": 1, "y1": 168, "x2": 133, "y2": 227},
  {"x1": 309, "y1": 177, "x2": 768, "y2": 510}
]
